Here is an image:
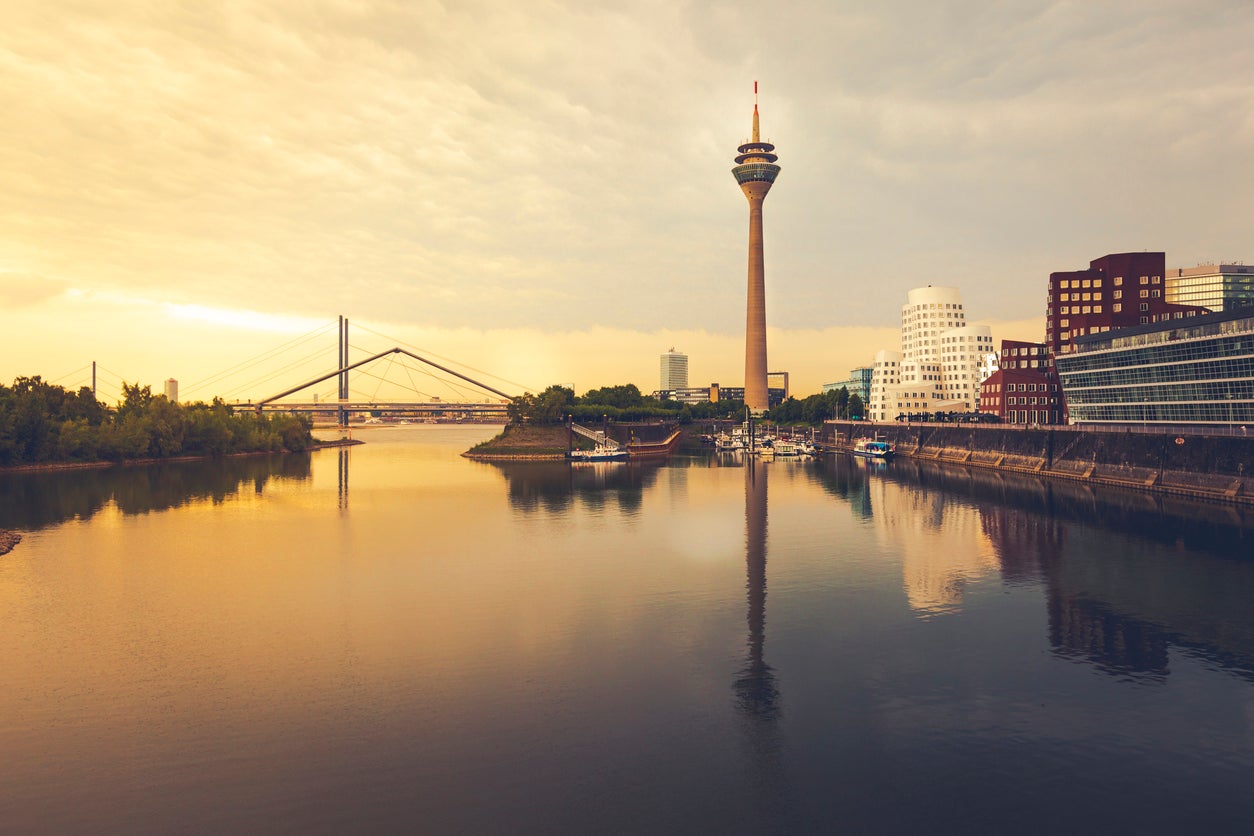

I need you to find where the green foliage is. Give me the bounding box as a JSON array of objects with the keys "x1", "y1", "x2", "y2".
[
  {"x1": 766, "y1": 387, "x2": 864, "y2": 425},
  {"x1": 509, "y1": 382, "x2": 689, "y2": 425},
  {"x1": 0, "y1": 376, "x2": 315, "y2": 467}
]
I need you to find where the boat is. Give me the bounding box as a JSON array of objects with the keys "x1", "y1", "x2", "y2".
[
  {"x1": 773, "y1": 440, "x2": 801, "y2": 457},
  {"x1": 851, "y1": 438, "x2": 894, "y2": 459},
  {"x1": 569, "y1": 444, "x2": 629, "y2": 462}
]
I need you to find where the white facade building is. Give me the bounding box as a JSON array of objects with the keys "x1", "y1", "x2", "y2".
[
  {"x1": 659, "y1": 348, "x2": 689, "y2": 390},
  {"x1": 867, "y1": 286, "x2": 994, "y2": 421}
]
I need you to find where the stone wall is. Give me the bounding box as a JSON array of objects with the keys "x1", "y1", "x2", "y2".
[{"x1": 823, "y1": 422, "x2": 1254, "y2": 503}]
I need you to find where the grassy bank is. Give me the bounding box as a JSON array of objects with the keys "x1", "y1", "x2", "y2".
[{"x1": 464, "y1": 424, "x2": 577, "y2": 459}]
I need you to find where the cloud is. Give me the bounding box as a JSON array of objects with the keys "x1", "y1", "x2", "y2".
[
  {"x1": 2, "y1": 0, "x2": 1251, "y2": 391},
  {"x1": 0, "y1": 273, "x2": 68, "y2": 308}
]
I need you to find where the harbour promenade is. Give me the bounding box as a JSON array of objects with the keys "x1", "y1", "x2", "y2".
[{"x1": 823, "y1": 420, "x2": 1254, "y2": 506}]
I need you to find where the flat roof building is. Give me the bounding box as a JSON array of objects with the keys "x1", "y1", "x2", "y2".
[
  {"x1": 1166, "y1": 263, "x2": 1254, "y2": 312},
  {"x1": 1046, "y1": 252, "x2": 1210, "y2": 361},
  {"x1": 659, "y1": 348, "x2": 688, "y2": 390},
  {"x1": 1056, "y1": 307, "x2": 1254, "y2": 427}
]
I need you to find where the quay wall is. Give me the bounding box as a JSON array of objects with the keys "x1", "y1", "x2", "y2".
[{"x1": 822, "y1": 422, "x2": 1254, "y2": 504}]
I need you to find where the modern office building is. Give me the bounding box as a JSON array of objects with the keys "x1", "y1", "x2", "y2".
[
  {"x1": 163, "y1": 378, "x2": 178, "y2": 403},
  {"x1": 978, "y1": 340, "x2": 1063, "y2": 425},
  {"x1": 659, "y1": 348, "x2": 688, "y2": 390},
  {"x1": 1165, "y1": 263, "x2": 1254, "y2": 312},
  {"x1": 732, "y1": 82, "x2": 780, "y2": 414},
  {"x1": 1046, "y1": 252, "x2": 1209, "y2": 360},
  {"x1": 1056, "y1": 307, "x2": 1254, "y2": 426},
  {"x1": 867, "y1": 286, "x2": 994, "y2": 421},
  {"x1": 823, "y1": 367, "x2": 873, "y2": 405}
]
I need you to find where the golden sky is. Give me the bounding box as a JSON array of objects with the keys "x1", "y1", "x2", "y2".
[{"x1": 3, "y1": 2, "x2": 1251, "y2": 400}]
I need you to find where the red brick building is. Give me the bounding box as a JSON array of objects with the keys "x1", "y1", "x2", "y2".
[
  {"x1": 979, "y1": 340, "x2": 1063, "y2": 425},
  {"x1": 1046, "y1": 252, "x2": 1208, "y2": 359}
]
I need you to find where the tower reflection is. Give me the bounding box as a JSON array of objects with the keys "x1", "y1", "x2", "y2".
[{"x1": 733, "y1": 458, "x2": 779, "y2": 719}]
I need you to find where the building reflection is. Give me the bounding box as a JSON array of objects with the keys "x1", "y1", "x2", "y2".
[{"x1": 928, "y1": 462, "x2": 1254, "y2": 681}]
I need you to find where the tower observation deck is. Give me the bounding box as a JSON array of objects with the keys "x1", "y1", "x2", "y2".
[{"x1": 732, "y1": 82, "x2": 780, "y2": 414}]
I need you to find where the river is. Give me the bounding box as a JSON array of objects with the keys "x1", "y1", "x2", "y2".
[{"x1": 2, "y1": 425, "x2": 1253, "y2": 834}]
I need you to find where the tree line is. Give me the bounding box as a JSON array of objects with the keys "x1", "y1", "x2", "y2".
[
  {"x1": 506, "y1": 383, "x2": 864, "y2": 425},
  {"x1": 0, "y1": 376, "x2": 315, "y2": 468}
]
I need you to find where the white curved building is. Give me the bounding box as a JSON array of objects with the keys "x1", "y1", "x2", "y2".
[{"x1": 868, "y1": 286, "x2": 995, "y2": 421}]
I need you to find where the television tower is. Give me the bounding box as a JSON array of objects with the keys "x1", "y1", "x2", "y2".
[{"x1": 732, "y1": 82, "x2": 780, "y2": 414}]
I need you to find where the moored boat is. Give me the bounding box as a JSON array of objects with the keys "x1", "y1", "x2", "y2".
[
  {"x1": 851, "y1": 438, "x2": 894, "y2": 459},
  {"x1": 569, "y1": 444, "x2": 629, "y2": 462}
]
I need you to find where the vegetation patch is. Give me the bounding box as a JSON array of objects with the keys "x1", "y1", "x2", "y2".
[
  {"x1": 465, "y1": 424, "x2": 575, "y2": 458},
  {"x1": 0, "y1": 376, "x2": 315, "y2": 468}
]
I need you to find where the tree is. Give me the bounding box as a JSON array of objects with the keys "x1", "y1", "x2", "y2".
[{"x1": 847, "y1": 393, "x2": 865, "y2": 419}]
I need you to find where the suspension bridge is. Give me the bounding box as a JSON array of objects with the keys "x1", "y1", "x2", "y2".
[{"x1": 48, "y1": 316, "x2": 529, "y2": 424}]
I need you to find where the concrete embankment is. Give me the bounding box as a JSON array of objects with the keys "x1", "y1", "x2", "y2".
[{"x1": 823, "y1": 421, "x2": 1254, "y2": 505}]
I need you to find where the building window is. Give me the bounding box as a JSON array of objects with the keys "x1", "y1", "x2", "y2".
[
  {"x1": 1152, "y1": 289, "x2": 1160, "y2": 298},
  {"x1": 1113, "y1": 303, "x2": 1122, "y2": 312},
  {"x1": 1140, "y1": 289, "x2": 1149, "y2": 298},
  {"x1": 1115, "y1": 277, "x2": 1123, "y2": 285},
  {"x1": 1140, "y1": 302, "x2": 1149, "y2": 311}
]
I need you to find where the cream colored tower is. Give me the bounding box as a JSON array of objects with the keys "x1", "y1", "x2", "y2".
[{"x1": 732, "y1": 83, "x2": 780, "y2": 414}]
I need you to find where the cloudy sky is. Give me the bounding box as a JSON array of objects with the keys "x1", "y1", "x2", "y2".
[{"x1": 3, "y1": 0, "x2": 1252, "y2": 401}]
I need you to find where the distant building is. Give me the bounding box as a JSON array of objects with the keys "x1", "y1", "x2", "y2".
[
  {"x1": 164, "y1": 378, "x2": 178, "y2": 403},
  {"x1": 654, "y1": 384, "x2": 785, "y2": 407},
  {"x1": 1165, "y1": 263, "x2": 1254, "y2": 312},
  {"x1": 979, "y1": 341, "x2": 1063, "y2": 425},
  {"x1": 823, "y1": 367, "x2": 872, "y2": 405},
  {"x1": 659, "y1": 348, "x2": 689, "y2": 390},
  {"x1": 867, "y1": 286, "x2": 994, "y2": 421},
  {"x1": 1056, "y1": 307, "x2": 1254, "y2": 426}
]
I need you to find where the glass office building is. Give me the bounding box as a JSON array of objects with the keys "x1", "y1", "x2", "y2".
[
  {"x1": 1056, "y1": 308, "x2": 1254, "y2": 425},
  {"x1": 1166, "y1": 263, "x2": 1254, "y2": 311}
]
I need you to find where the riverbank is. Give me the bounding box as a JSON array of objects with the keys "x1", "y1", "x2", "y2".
[
  {"x1": 0, "y1": 438, "x2": 360, "y2": 476},
  {"x1": 823, "y1": 421, "x2": 1254, "y2": 506},
  {"x1": 0, "y1": 529, "x2": 20, "y2": 556}
]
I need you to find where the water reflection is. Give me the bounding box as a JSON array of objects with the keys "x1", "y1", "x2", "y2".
[
  {"x1": 854, "y1": 456, "x2": 1254, "y2": 681},
  {"x1": 337, "y1": 446, "x2": 349, "y2": 511},
  {"x1": 483, "y1": 460, "x2": 665, "y2": 515},
  {"x1": 734, "y1": 459, "x2": 779, "y2": 721},
  {"x1": 0, "y1": 454, "x2": 312, "y2": 530}
]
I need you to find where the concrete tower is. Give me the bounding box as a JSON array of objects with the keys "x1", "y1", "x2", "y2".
[{"x1": 732, "y1": 82, "x2": 780, "y2": 414}]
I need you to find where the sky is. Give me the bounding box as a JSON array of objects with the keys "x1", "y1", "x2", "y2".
[{"x1": 3, "y1": 0, "x2": 1253, "y2": 402}]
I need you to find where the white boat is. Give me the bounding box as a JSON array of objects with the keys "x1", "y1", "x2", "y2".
[
  {"x1": 851, "y1": 438, "x2": 894, "y2": 459},
  {"x1": 569, "y1": 444, "x2": 629, "y2": 462},
  {"x1": 773, "y1": 440, "x2": 801, "y2": 457}
]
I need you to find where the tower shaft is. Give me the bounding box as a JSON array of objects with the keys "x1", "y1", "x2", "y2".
[
  {"x1": 743, "y1": 191, "x2": 769, "y2": 412},
  {"x1": 732, "y1": 84, "x2": 780, "y2": 415}
]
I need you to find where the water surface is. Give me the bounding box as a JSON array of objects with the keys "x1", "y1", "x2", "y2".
[{"x1": 2, "y1": 426, "x2": 1253, "y2": 834}]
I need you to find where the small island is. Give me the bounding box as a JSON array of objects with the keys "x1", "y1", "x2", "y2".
[{"x1": 464, "y1": 423, "x2": 574, "y2": 460}]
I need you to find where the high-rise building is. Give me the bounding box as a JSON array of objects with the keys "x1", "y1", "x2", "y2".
[
  {"x1": 1046, "y1": 252, "x2": 1209, "y2": 359},
  {"x1": 732, "y1": 82, "x2": 780, "y2": 414},
  {"x1": 164, "y1": 378, "x2": 178, "y2": 403},
  {"x1": 1165, "y1": 263, "x2": 1254, "y2": 311},
  {"x1": 659, "y1": 348, "x2": 689, "y2": 390},
  {"x1": 867, "y1": 286, "x2": 993, "y2": 421}
]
